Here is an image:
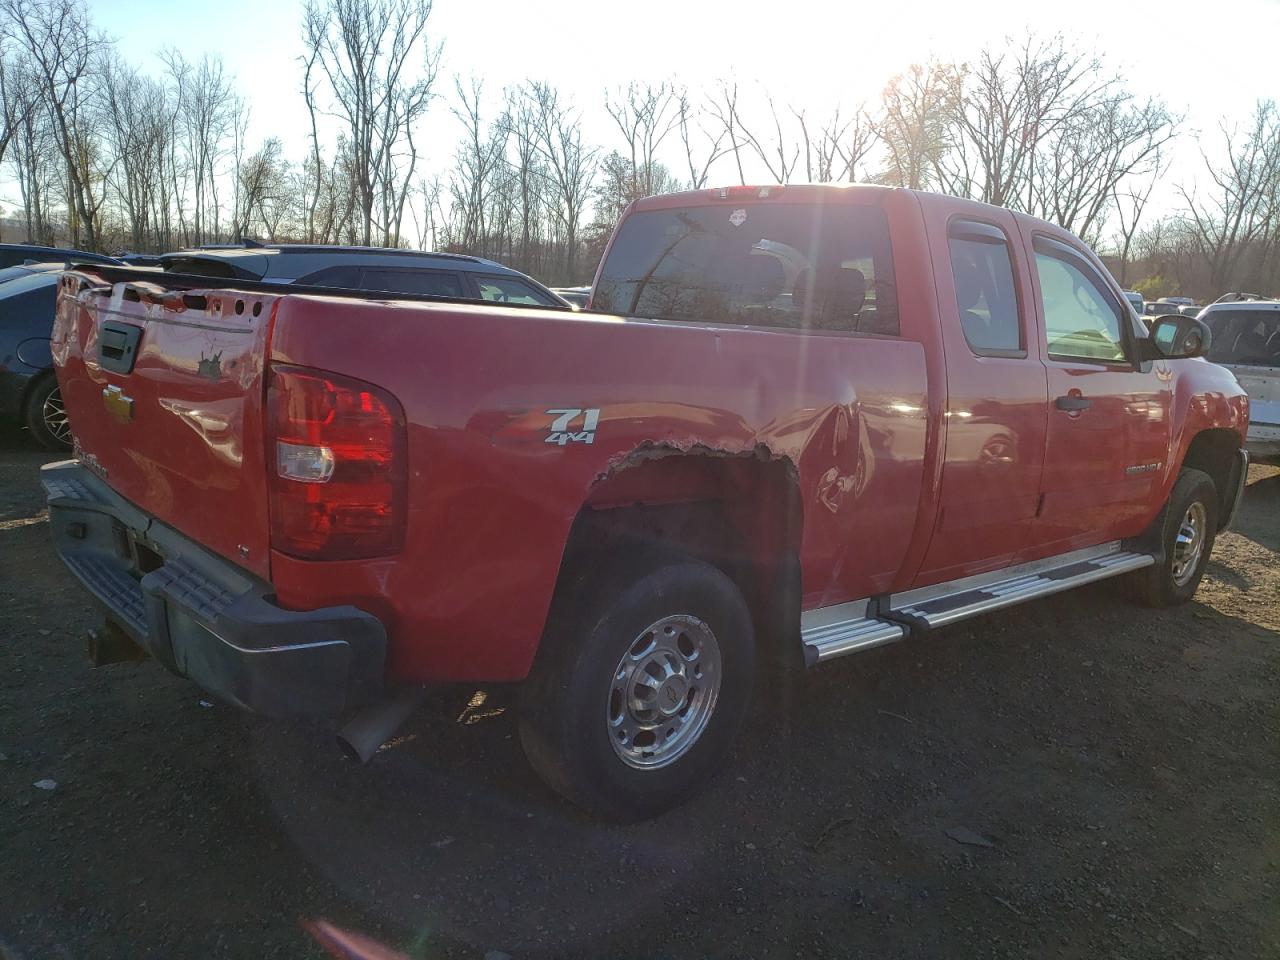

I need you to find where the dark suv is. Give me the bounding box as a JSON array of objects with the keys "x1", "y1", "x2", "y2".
[
  {"x1": 0, "y1": 243, "x2": 120, "y2": 270},
  {"x1": 0, "y1": 263, "x2": 71, "y2": 448},
  {"x1": 160, "y1": 244, "x2": 569, "y2": 307}
]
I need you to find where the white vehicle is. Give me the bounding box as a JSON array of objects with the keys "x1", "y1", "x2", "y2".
[{"x1": 1200, "y1": 299, "x2": 1280, "y2": 463}]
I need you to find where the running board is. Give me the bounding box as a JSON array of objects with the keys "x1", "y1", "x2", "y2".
[
  {"x1": 802, "y1": 542, "x2": 1155, "y2": 665},
  {"x1": 801, "y1": 601, "x2": 906, "y2": 664}
]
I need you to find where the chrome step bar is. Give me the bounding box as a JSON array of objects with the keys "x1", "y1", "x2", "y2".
[
  {"x1": 802, "y1": 541, "x2": 1155, "y2": 665},
  {"x1": 801, "y1": 600, "x2": 906, "y2": 664}
]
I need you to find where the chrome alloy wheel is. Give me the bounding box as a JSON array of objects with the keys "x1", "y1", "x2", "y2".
[
  {"x1": 607, "y1": 614, "x2": 722, "y2": 769},
  {"x1": 42, "y1": 387, "x2": 71, "y2": 445},
  {"x1": 1171, "y1": 500, "x2": 1207, "y2": 586}
]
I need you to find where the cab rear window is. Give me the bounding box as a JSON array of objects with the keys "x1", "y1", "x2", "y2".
[{"x1": 593, "y1": 203, "x2": 899, "y2": 335}]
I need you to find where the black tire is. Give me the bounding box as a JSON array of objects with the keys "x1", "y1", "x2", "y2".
[
  {"x1": 519, "y1": 547, "x2": 755, "y2": 821},
  {"x1": 24, "y1": 375, "x2": 72, "y2": 451},
  {"x1": 1121, "y1": 467, "x2": 1218, "y2": 607}
]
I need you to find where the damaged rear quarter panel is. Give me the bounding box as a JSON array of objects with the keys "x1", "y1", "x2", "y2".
[{"x1": 268, "y1": 294, "x2": 929, "y2": 683}]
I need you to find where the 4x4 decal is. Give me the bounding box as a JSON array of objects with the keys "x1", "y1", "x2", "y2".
[{"x1": 545, "y1": 408, "x2": 600, "y2": 445}]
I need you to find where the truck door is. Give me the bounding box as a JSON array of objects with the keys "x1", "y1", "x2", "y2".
[
  {"x1": 913, "y1": 212, "x2": 1049, "y2": 585},
  {"x1": 1024, "y1": 234, "x2": 1172, "y2": 552}
]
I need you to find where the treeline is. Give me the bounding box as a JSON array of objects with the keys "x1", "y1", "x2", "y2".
[{"x1": 0, "y1": 0, "x2": 1277, "y2": 294}]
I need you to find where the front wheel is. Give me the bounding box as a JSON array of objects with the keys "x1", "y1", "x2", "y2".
[
  {"x1": 1121, "y1": 467, "x2": 1219, "y2": 607},
  {"x1": 519, "y1": 549, "x2": 755, "y2": 821},
  {"x1": 24, "y1": 375, "x2": 72, "y2": 451}
]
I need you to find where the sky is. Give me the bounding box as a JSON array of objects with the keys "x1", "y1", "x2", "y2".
[{"x1": 7, "y1": 0, "x2": 1280, "y2": 229}]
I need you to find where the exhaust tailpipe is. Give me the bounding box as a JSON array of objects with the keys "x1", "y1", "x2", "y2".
[
  {"x1": 87, "y1": 620, "x2": 147, "y2": 666},
  {"x1": 336, "y1": 686, "x2": 428, "y2": 764}
]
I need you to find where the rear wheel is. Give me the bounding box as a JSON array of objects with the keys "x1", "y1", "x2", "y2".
[
  {"x1": 1121, "y1": 467, "x2": 1218, "y2": 607},
  {"x1": 24, "y1": 375, "x2": 72, "y2": 451},
  {"x1": 519, "y1": 548, "x2": 755, "y2": 821}
]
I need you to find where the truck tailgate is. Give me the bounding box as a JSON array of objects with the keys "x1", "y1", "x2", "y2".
[
  {"x1": 51, "y1": 274, "x2": 279, "y2": 579},
  {"x1": 1231, "y1": 366, "x2": 1278, "y2": 425}
]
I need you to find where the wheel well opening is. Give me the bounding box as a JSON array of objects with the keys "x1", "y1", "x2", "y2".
[
  {"x1": 1181, "y1": 428, "x2": 1242, "y2": 530},
  {"x1": 559, "y1": 451, "x2": 804, "y2": 657}
]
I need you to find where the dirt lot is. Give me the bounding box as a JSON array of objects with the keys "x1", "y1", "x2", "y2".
[{"x1": 1, "y1": 425, "x2": 1277, "y2": 960}]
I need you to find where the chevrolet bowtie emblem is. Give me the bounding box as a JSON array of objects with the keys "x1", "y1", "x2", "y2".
[{"x1": 103, "y1": 385, "x2": 134, "y2": 423}]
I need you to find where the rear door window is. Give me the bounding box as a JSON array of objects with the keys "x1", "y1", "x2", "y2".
[
  {"x1": 1205, "y1": 310, "x2": 1280, "y2": 367},
  {"x1": 593, "y1": 202, "x2": 899, "y2": 335},
  {"x1": 947, "y1": 221, "x2": 1022, "y2": 355},
  {"x1": 361, "y1": 268, "x2": 464, "y2": 298},
  {"x1": 474, "y1": 275, "x2": 558, "y2": 305}
]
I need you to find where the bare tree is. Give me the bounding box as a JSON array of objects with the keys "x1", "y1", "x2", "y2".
[
  {"x1": 1109, "y1": 159, "x2": 1163, "y2": 286},
  {"x1": 303, "y1": 0, "x2": 440, "y2": 246},
  {"x1": 1031, "y1": 94, "x2": 1173, "y2": 243},
  {"x1": 876, "y1": 60, "x2": 959, "y2": 190},
  {"x1": 605, "y1": 80, "x2": 679, "y2": 197},
  {"x1": 675, "y1": 89, "x2": 730, "y2": 190},
  {"x1": 446, "y1": 76, "x2": 506, "y2": 256},
  {"x1": 162, "y1": 51, "x2": 240, "y2": 245},
  {"x1": 0, "y1": 44, "x2": 55, "y2": 241},
  {"x1": 1180, "y1": 101, "x2": 1280, "y2": 293},
  {"x1": 519, "y1": 81, "x2": 597, "y2": 281},
  {"x1": 706, "y1": 80, "x2": 748, "y2": 185},
  {"x1": 0, "y1": 30, "x2": 40, "y2": 165},
  {"x1": 101, "y1": 54, "x2": 165, "y2": 249},
  {"x1": 300, "y1": 35, "x2": 325, "y2": 243},
  {"x1": 1, "y1": 0, "x2": 109, "y2": 248},
  {"x1": 233, "y1": 137, "x2": 285, "y2": 240},
  {"x1": 406, "y1": 175, "x2": 444, "y2": 251},
  {"x1": 791, "y1": 105, "x2": 878, "y2": 183},
  {"x1": 732, "y1": 93, "x2": 800, "y2": 183},
  {"x1": 940, "y1": 35, "x2": 1107, "y2": 206},
  {"x1": 502, "y1": 86, "x2": 546, "y2": 273}
]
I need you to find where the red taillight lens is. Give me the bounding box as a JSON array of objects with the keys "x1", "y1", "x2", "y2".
[{"x1": 266, "y1": 363, "x2": 407, "y2": 560}]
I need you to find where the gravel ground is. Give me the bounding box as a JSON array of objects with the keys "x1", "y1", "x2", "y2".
[{"x1": 1, "y1": 423, "x2": 1277, "y2": 959}]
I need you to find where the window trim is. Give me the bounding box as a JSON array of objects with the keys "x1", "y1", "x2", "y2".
[
  {"x1": 1032, "y1": 233, "x2": 1139, "y2": 369},
  {"x1": 946, "y1": 216, "x2": 1028, "y2": 359}
]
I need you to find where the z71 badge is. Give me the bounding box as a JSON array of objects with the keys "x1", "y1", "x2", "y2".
[{"x1": 545, "y1": 408, "x2": 600, "y2": 445}]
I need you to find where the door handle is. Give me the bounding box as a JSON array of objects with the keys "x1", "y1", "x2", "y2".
[{"x1": 1055, "y1": 395, "x2": 1093, "y2": 412}]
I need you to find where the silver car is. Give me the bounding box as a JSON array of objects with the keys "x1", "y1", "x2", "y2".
[{"x1": 1200, "y1": 300, "x2": 1280, "y2": 463}]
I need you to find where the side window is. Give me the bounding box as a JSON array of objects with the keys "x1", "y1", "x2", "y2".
[
  {"x1": 362, "y1": 268, "x2": 463, "y2": 298},
  {"x1": 1033, "y1": 243, "x2": 1128, "y2": 364},
  {"x1": 296, "y1": 265, "x2": 363, "y2": 288},
  {"x1": 475, "y1": 275, "x2": 556, "y2": 305},
  {"x1": 947, "y1": 221, "x2": 1022, "y2": 355}
]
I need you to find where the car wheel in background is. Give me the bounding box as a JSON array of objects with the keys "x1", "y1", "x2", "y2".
[{"x1": 24, "y1": 375, "x2": 72, "y2": 451}]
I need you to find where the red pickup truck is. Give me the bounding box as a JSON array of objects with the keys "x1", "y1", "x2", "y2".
[{"x1": 45, "y1": 185, "x2": 1249, "y2": 820}]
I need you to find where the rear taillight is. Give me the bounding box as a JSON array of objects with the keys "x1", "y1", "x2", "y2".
[{"x1": 266, "y1": 363, "x2": 407, "y2": 560}]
